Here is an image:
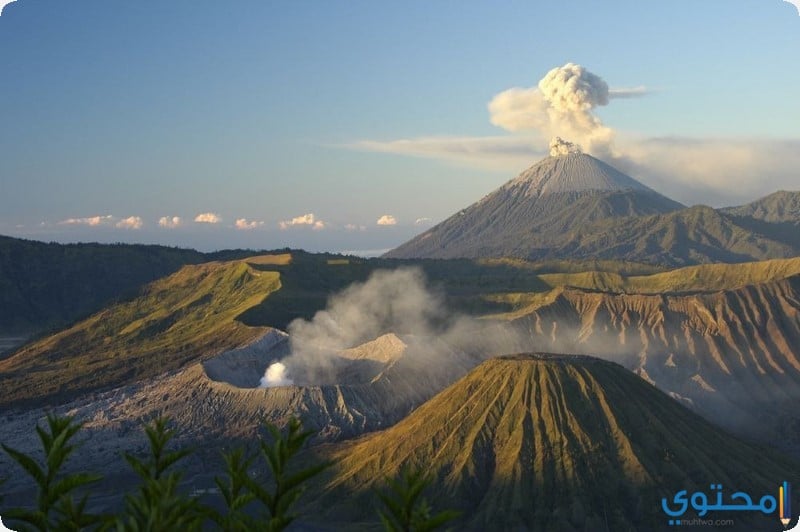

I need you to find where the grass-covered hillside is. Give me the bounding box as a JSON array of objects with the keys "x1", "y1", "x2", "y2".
[
  {"x1": 0, "y1": 257, "x2": 283, "y2": 407},
  {"x1": 0, "y1": 235, "x2": 267, "y2": 336},
  {"x1": 312, "y1": 354, "x2": 800, "y2": 531}
]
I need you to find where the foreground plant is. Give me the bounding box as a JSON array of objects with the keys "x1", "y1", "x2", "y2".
[
  {"x1": 241, "y1": 418, "x2": 331, "y2": 531},
  {"x1": 2, "y1": 415, "x2": 333, "y2": 530},
  {"x1": 377, "y1": 466, "x2": 460, "y2": 532},
  {"x1": 207, "y1": 447, "x2": 257, "y2": 531},
  {"x1": 116, "y1": 417, "x2": 204, "y2": 531},
  {"x1": 1, "y1": 414, "x2": 106, "y2": 531}
]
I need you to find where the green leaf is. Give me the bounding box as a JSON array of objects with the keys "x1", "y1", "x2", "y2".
[{"x1": 2, "y1": 444, "x2": 46, "y2": 486}]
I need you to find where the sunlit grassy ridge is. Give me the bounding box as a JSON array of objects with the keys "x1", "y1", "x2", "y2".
[
  {"x1": 0, "y1": 235, "x2": 208, "y2": 335},
  {"x1": 311, "y1": 355, "x2": 800, "y2": 531},
  {"x1": 484, "y1": 257, "x2": 800, "y2": 316},
  {"x1": 539, "y1": 256, "x2": 800, "y2": 293},
  {"x1": 0, "y1": 257, "x2": 282, "y2": 407}
]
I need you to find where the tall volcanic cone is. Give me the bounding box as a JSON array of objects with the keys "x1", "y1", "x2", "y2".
[
  {"x1": 385, "y1": 144, "x2": 684, "y2": 260},
  {"x1": 311, "y1": 354, "x2": 799, "y2": 531}
]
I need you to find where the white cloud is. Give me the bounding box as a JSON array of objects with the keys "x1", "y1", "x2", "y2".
[
  {"x1": 279, "y1": 213, "x2": 327, "y2": 230},
  {"x1": 609, "y1": 86, "x2": 650, "y2": 98},
  {"x1": 376, "y1": 214, "x2": 397, "y2": 226},
  {"x1": 235, "y1": 218, "x2": 265, "y2": 230},
  {"x1": 194, "y1": 212, "x2": 221, "y2": 224},
  {"x1": 0, "y1": 0, "x2": 17, "y2": 16},
  {"x1": 350, "y1": 135, "x2": 539, "y2": 170},
  {"x1": 611, "y1": 137, "x2": 800, "y2": 206},
  {"x1": 414, "y1": 217, "x2": 432, "y2": 226},
  {"x1": 158, "y1": 216, "x2": 182, "y2": 228},
  {"x1": 355, "y1": 133, "x2": 800, "y2": 206},
  {"x1": 116, "y1": 216, "x2": 143, "y2": 230},
  {"x1": 58, "y1": 215, "x2": 114, "y2": 227},
  {"x1": 345, "y1": 223, "x2": 367, "y2": 231}
]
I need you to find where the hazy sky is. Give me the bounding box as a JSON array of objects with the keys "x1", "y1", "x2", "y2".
[{"x1": 1, "y1": 1, "x2": 798, "y2": 252}]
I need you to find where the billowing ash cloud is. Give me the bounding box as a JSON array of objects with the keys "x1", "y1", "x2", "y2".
[
  {"x1": 265, "y1": 268, "x2": 525, "y2": 386},
  {"x1": 115, "y1": 216, "x2": 143, "y2": 230},
  {"x1": 194, "y1": 212, "x2": 221, "y2": 224},
  {"x1": 549, "y1": 137, "x2": 582, "y2": 156},
  {"x1": 279, "y1": 213, "x2": 326, "y2": 230},
  {"x1": 488, "y1": 62, "x2": 638, "y2": 157},
  {"x1": 158, "y1": 216, "x2": 182, "y2": 228},
  {"x1": 376, "y1": 214, "x2": 397, "y2": 226}
]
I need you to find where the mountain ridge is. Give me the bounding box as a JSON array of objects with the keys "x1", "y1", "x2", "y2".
[{"x1": 386, "y1": 155, "x2": 800, "y2": 265}]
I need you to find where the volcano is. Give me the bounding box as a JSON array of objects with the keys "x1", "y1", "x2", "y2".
[
  {"x1": 312, "y1": 354, "x2": 800, "y2": 531},
  {"x1": 385, "y1": 150, "x2": 683, "y2": 260},
  {"x1": 385, "y1": 150, "x2": 800, "y2": 265}
]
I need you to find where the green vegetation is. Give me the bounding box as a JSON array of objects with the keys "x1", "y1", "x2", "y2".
[
  {"x1": 1, "y1": 415, "x2": 456, "y2": 532},
  {"x1": 1, "y1": 415, "x2": 326, "y2": 531},
  {"x1": 0, "y1": 236, "x2": 205, "y2": 336},
  {"x1": 118, "y1": 417, "x2": 204, "y2": 531},
  {"x1": 235, "y1": 419, "x2": 330, "y2": 531},
  {"x1": 1, "y1": 415, "x2": 105, "y2": 531},
  {"x1": 0, "y1": 259, "x2": 282, "y2": 407},
  {"x1": 377, "y1": 467, "x2": 460, "y2": 532}
]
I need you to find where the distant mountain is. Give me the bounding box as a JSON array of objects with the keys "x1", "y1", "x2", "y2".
[
  {"x1": 313, "y1": 355, "x2": 798, "y2": 531},
  {"x1": 553, "y1": 204, "x2": 798, "y2": 266},
  {"x1": 386, "y1": 154, "x2": 800, "y2": 265},
  {"x1": 719, "y1": 190, "x2": 800, "y2": 250},
  {"x1": 386, "y1": 152, "x2": 684, "y2": 260},
  {"x1": 721, "y1": 190, "x2": 800, "y2": 223}
]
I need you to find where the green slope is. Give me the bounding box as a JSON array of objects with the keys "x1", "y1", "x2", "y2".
[
  {"x1": 311, "y1": 355, "x2": 800, "y2": 531},
  {"x1": 0, "y1": 235, "x2": 208, "y2": 335},
  {"x1": 0, "y1": 257, "x2": 283, "y2": 407}
]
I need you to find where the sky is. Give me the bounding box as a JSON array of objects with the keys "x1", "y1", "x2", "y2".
[{"x1": 0, "y1": 0, "x2": 798, "y2": 253}]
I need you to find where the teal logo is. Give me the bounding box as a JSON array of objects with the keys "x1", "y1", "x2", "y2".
[{"x1": 662, "y1": 482, "x2": 795, "y2": 529}]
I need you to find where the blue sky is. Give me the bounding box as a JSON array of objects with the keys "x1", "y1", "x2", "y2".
[{"x1": 0, "y1": 0, "x2": 798, "y2": 252}]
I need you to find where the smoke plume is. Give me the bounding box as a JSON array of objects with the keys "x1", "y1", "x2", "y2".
[
  {"x1": 264, "y1": 268, "x2": 524, "y2": 386},
  {"x1": 549, "y1": 137, "x2": 582, "y2": 156},
  {"x1": 488, "y1": 62, "x2": 636, "y2": 158}
]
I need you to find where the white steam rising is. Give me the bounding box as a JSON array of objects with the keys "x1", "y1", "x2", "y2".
[
  {"x1": 259, "y1": 362, "x2": 293, "y2": 388},
  {"x1": 273, "y1": 268, "x2": 523, "y2": 385}
]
